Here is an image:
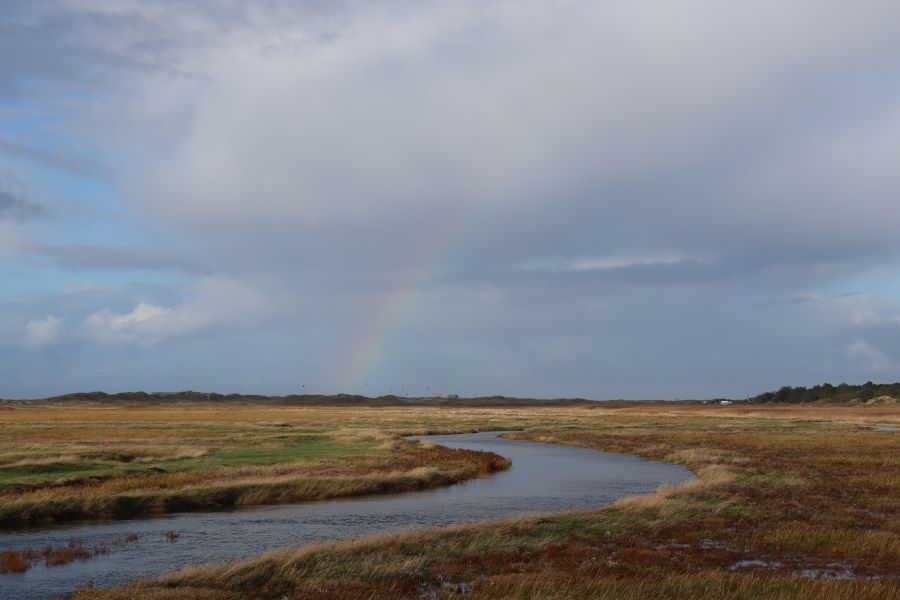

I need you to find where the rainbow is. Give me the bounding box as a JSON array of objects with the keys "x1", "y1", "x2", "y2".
[{"x1": 331, "y1": 210, "x2": 468, "y2": 394}]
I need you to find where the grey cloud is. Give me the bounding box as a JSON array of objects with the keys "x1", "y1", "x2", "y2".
[
  {"x1": 114, "y1": 1, "x2": 900, "y2": 279},
  {"x1": 0, "y1": 186, "x2": 41, "y2": 221},
  {"x1": 0, "y1": 137, "x2": 102, "y2": 176},
  {"x1": 42, "y1": 244, "x2": 209, "y2": 274},
  {"x1": 0, "y1": 1, "x2": 192, "y2": 95},
  {"x1": 0, "y1": 0, "x2": 357, "y2": 97}
]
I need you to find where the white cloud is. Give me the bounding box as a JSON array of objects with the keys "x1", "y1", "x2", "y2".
[
  {"x1": 83, "y1": 277, "x2": 267, "y2": 345},
  {"x1": 570, "y1": 256, "x2": 708, "y2": 272},
  {"x1": 84, "y1": 303, "x2": 171, "y2": 344},
  {"x1": 516, "y1": 255, "x2": 710, "y2": 273},
  {"x1": 25, "y1": 315, "x2": 64, "y2": 348}
]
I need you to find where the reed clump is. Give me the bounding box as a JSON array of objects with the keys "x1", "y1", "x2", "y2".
[{"x1": 0, "y1": 535, "x2": 141, "y2": 574}]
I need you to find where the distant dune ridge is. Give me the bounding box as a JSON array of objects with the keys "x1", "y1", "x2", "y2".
[
  {"x1": 0, "y1": 391, "x2": 603, "y2": 407},
  {"x1": 4, "y1": 382, "x2": 899, "y2": 406}
]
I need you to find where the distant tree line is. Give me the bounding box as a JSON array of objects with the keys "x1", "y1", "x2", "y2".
[{"x1": 751, "y1": 381, "x2": 900, "y2": 403}]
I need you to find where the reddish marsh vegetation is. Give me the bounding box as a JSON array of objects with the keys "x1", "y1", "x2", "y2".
[
  {"x1": 0, "y1": 535, "x2": 140, "y2": 574},
  {"x1": 0, "y1": 549, "x2": 28, "y2": 573}
]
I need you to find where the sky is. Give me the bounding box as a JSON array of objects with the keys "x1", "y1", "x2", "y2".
[{"x1": 3, "y1": 0, "x2": 900, "y2": 400}]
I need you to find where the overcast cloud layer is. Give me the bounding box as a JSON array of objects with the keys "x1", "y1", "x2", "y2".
[{"x1": 2, "y1": 0, "x2": 900, "y2": 399}]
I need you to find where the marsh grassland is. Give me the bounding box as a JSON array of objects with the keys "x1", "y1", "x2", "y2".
[
  {"x1": 2, "y1": 402, "x2": 898, "y2": 599},
  {"x1": 0, "y1": 405, "x2": 509, "y2": 528}
]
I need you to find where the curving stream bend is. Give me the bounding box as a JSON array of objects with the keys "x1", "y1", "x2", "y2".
[{"x1": 0, "y1": 432, "x2": 694, "y2": 600}]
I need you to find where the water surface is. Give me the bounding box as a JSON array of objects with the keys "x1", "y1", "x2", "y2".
[{"x1": 0, "y1": 432, "x2": 693, "y2": 599}]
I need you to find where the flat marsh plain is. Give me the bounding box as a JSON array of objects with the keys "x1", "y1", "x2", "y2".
[
  {"x1": 0, "y1": 405, "x2": 510, "y2": 529},
  {"x1": 1, "y1": 402, "x2": 898, "y2": 599}
]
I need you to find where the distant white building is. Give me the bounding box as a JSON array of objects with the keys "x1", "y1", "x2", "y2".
[{"x1": 719, "y1": 400, "x2": 733, "y2": 405}]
